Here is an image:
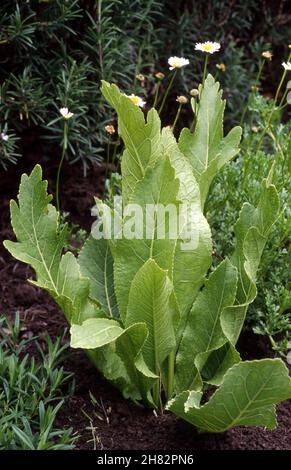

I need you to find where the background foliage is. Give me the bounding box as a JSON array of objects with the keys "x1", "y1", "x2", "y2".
[{"x1": 0, "y1": 0, "x2": 290, "y2": 171}]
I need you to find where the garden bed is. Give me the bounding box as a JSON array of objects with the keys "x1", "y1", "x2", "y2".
[{"x1": 1, "y1": 158, "x2": 290, "y2": 451}]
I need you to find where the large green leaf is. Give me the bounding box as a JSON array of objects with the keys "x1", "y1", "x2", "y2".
[
  {"x1": 4, "y1": 165, "x2": 98, "y2": 324},
  {"x1": 178, "y1": 74, "x2": 241, "y2": 208},
  {"x1": 71, "y1": 318, "x2": 124, "y2": 349},
  {"x1": 86, "y1": 347, "x2": 139, "y2": 401},
  {"x1": 221, "y1": 179, "x2": 280, "y2": 344},
  {"x1": 161, "y1": 128, "x2": 212, "y2": 325},
  {"x1": 113, "y1": 156, "x2": 180, "y2": 321},
  {"x1": 175, "y1": 259, "x2": 239, "y2": 392},
  {"x1": 101, "y1": 81, "x2": 161, "y2": 203},
  {"x1": 126, "y1": 259, "x2": 177, "y2": 375},
  {"x1": 79, "y1": 236, "x2": 118, "y2": 317},
  {"x1": 71, "y1": 317, "x2": 156, "y2": 404},
  {"x1": 167, "y1": 359, "x2": 291, "y2": 432},
  {"x1": 113, "y1": 143, "x2": 212, "y2": 325}
]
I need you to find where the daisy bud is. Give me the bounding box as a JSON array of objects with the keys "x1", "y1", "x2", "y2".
[
  {"x1": 190, "y1": 89, "x2": 199, "y2": 97},
  {"x1": 252, "y1": 126, "x2": 259, "y2": 133},
  {"x1": 136, "y1": 73, "x2": 145, "y2": 82},
  {"x1": 155, "y1": 72, "x2": 165, "y2": 80},
  {"x1": 176, "y1": 96, "x2": 188, "y2": 104},
  {"x1": 105, "y1": 125, "x2": 116, "y2": 135},
  {"x1": 262, "y1": 51, "x2": 272, "y2": 61},
  {"x1": 216, "y1": 63, "x2": 226, "y2": 72}
]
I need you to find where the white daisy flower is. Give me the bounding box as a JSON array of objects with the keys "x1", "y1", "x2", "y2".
[
  {"x1": 126, "y1": 94, "x2": 146, "y2": 108},
  {"x1": 59, "y1": 107, "x2": 74, "y2": 119},
  {"x1": 195, "y1": 41, "x2": 221, "y2": 54},
  {"x1": 168, "y1": 56, "x2": 190, "y2": 70},
  {"x1": 282, "y1": 62, "x2": 291, "y2": 71},
  {"x1": 1, "y1": 132, "x2": 9, "y2": 141}
]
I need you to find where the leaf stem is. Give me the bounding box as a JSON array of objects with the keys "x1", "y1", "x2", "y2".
[
  {"x1": 167, "y1": 351, "x2": 175, "y2": 400},
  {"x1": 56, "y1": 120, "x2": 68, "y2": 214},
  {"x1": 153, "y1": 377, "x2": 160, "y2": 408},
  {"x1": 158, "y1": 70, "x2": 177, "y2": 115}
]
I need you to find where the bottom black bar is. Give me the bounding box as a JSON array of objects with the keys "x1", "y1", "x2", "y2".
[{"x1": 0, "y1": 450, "x2": 290, "y2": 466}]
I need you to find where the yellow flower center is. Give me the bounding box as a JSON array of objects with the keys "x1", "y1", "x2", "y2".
[
  {"x1": 130, "y1": 96, "x2": 139, "y2": 105},
  {"x1": 203, "y1": 43, "x2": 213, "y2": 52}
]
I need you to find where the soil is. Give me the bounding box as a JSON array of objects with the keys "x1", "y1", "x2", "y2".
[{"x1": 0, "y1": 153, "x2": 290, "y2": 451}]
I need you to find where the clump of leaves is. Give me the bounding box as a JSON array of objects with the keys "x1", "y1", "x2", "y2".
[
  {"x1": 0, "y1": 313, "x2": 75, "y2": 450},
  {"x1": 4, "y1": 76, "x2": 291, "y2": 433}
]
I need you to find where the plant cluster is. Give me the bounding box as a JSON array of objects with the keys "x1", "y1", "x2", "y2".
[
  {"x1": 0, "y1": 314, "x2": 75, "y2": 450},
  {"x1": 4, "y1": 74, "x2": 291, "y2": 432}
]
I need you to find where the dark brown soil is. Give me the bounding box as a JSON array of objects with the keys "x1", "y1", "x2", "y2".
[{"x1": 0, "y1": 157, "x2": 290, "y2": 451}]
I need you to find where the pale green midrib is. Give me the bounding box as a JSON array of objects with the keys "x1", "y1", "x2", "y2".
[
  {"x1": 104, "y1": 244, "x2": 113, "y2": 317},
  {"x1": 31, "y1": 186, "x2": 59, "y2": 295},
  {"x1": 75, "y1": 324, "x2": 122, "y2": 347},
  {"x1": 150, "y1": 182, "x2": 163, "y2": 258},
  {"x1": 204, "y1": 272, "x2": 227, "y2": 352},
  {"x1": 204, "y1": 109, "x2": 210, "y2": 169},
  {"x1": 152, "y1": 279, "x2": 159, "y2": 377},
  {"x1": 210, "y1": 369, "x2": 277, "y2": 432}
]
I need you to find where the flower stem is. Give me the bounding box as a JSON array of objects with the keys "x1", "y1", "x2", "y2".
[
  {"x1": 255, "y1": 53, "x2": 290, "y2": 153},
  {"x1": 56, "y1": 120, "x2": 68, "y2": 214},
  {"x1": 172, "y1": 103, "x2": 182, "y2": 133},
  {"x1": 158, "y1": 70, "x2": 177, "y2": 115},
  {"x1": 240, "y1": 58, "x2": 266, "y2": 127},
  {"x1": 112, "y1": 138, "x2": 119, "y2": 171},
  {"x1": 278, "y1": 86, "x2": 289, "y2": 110},
  {"x1": 202, "y1": 55, "x2": 208, "y2": 86},
  {"x1": 153, "y1": 81, "x2": 161, "y2": 108},
  {"x1": 104, "y1": 134, "x2": 111, "y2": 190},
  {"x1": 190, "y1": 98, "x2": 198, "y2": 132}
]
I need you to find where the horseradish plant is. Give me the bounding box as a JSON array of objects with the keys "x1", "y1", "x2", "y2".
[{"x1": 5, "y1": 75, "x2": 291, "y2": 433}]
